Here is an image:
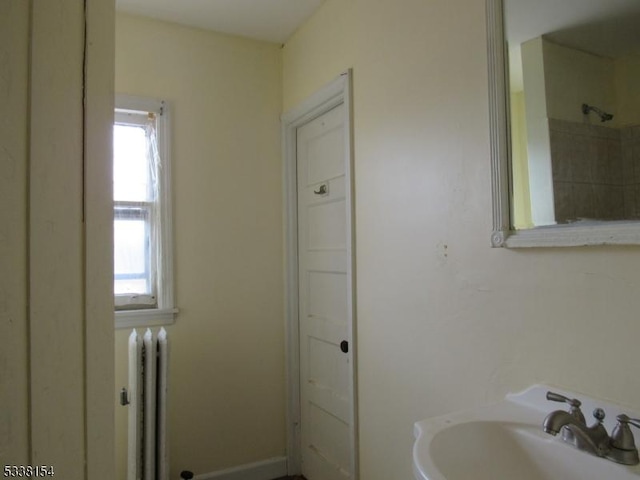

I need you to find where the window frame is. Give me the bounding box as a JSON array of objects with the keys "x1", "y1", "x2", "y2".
[
  {"x1": 114, "y1": 94, "x2": 177, "y2": 328},
  {"x1": 113, "y1": 202, "x2": 153, "y2": 300}
]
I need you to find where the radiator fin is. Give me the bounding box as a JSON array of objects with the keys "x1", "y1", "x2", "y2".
[{"x1": 128, "y1": 328, "x2": 169, "y2": 480}]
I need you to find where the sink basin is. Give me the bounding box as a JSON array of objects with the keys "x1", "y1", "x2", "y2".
[{"x1": 413, "y1": 385, "x2": 640, "y2": 480}]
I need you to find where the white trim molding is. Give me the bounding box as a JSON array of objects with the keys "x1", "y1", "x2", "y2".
[
  {"x1": 113, "y1": 94, "x2": 177, "y2": 325},
  {"x1": 194, "y1": 457, "x2": 287, "y2": 480},
  {"x1": 281, "y1": 70, "x2": 359, "y2": 478},
  {"x1": 115, "y1": 308, "x2": 178, "y2": 329},
  {"x1": 486, "y1": 0, "x2": 511, "y2": 248}
]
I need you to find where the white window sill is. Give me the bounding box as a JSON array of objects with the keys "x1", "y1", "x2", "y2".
[{"x1": 115, "y1": 308, "x2": 178, "y2": 329}]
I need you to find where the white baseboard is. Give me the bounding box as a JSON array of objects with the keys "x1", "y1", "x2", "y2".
[{"x1": 194, "y1": 457, "x2": 288, "y2": 480}]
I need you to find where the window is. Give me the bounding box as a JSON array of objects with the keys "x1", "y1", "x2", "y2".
[{"x1": 113, "y1": 95, "x2": 176, "y2": 327}]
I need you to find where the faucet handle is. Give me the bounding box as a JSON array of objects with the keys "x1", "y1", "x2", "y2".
[
  {"x1": 546, "y1": 391, "x2": 582, "y2": 407},
  {"x1": 605, "y1": 415, "x2": 640, "y2": 465},
  {"x1": 593, "y1": 408, "x2": 606, "y2": 423},
  {"x1": 620, "y1": 415, "x2": 640, "y2": 429},
  {"x1": 611, "y1": 414, "x2": 640, "y2": 451},
  {"x1": 546, "y1": 391, "x2": 585, "y2": 423}
]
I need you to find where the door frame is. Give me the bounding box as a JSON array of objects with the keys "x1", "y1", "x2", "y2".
[{"x1": 281, "y1": 70, "x2": 357, "y2": 478}]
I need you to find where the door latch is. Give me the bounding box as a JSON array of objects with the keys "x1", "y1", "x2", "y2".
[{"x1": 314, "y1": 184, "x2": 328, "y2": 195}]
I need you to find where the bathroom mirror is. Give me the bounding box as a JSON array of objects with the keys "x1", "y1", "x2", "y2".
[{"x1": 488, "y1": 0, "x2": 640, "y2": 247}]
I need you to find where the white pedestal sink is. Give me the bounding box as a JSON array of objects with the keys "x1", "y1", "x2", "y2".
[{"x1": 413, "y1": 385, "x2": 640, "y2": 480}]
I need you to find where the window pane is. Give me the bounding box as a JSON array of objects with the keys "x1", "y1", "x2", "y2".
[
  {"x1": 115, "y1": 279, "x2": 149, "y2": 296},
  {"x1": 114, "y1": 218, "x2": 150, "y2": 294},
  {"x1": 114, "y1": 124, "x2": 150, "y2": 202}
]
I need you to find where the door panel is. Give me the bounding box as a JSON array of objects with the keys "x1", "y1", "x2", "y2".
[
  {"x1": 307, "y1": 200, "x2": 347, "y2": 251},
  {"x1": 303, "y1": 108, "x2": 345, "y2": 185},
  {"x1": 297, "y1": 102, "x2": 353, "y2": 480},
  {"x1": 308, "y1": 272, "x2": 348, "y2": 322},
  {"x1": 309, "y1": 404, "x2": 350, "y2": 467}
]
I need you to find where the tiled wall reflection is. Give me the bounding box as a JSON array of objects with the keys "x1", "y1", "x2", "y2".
[
  {"x1": 549, "y1": 119, "x2": 640, "y2": 223},
  {"x1": 622, "y1": 125, "x2": 640, "y2": 219}
]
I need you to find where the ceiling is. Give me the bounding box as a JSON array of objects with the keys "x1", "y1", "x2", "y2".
[
  {"x1": 116, "y1": 0, "x2": 640, "y2": 80},
  {"x1": 115, "y1": 0, "x2": 325, "y2": 44},
  {"x1": 507, "y1": 0, "x2": 640, "y2": 57},
  {"x1": 506, "y1": 0, "x2": 640, "y2": 90}
]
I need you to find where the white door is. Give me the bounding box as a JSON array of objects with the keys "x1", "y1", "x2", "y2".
[{"x1": 297, "y1": 102, "x2": 355, "y2": 480}]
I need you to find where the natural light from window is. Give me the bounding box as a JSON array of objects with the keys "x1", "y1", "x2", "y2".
[
  {"x1": 113, "y1": 123, "x2": 153, "y2": 298},
  {"x1": 114, "y1": 125, "x2": 149, "y2": 202},
  {"x1": 113, "y1": 95, "x2": 175, "y2": 327}
]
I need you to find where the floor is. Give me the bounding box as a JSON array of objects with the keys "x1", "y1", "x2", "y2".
[{"x1": 273, "y1": 476, "x2": 306, "y2": 480}]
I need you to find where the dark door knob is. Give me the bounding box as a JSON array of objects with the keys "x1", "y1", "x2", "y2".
[{"x1": 340, "y1": 340, "x2": 349, "y2": 353}]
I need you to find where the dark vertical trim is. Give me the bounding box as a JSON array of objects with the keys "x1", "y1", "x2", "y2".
[{"x1": 81, "y1": 0, "x2": 89, "y2": 477}]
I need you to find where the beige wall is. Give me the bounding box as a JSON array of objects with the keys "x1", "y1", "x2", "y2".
[
  {"x1": 282, "y1": 0, "x2": 356, "y2": 111},
  {"x1": 542, "y1": 40, "x2": 640, "y2": 128},
  {"x1": 114, "y1": 13, "x2": 285, "y2": 478},
  {"x1": 1, "y1": 0, "x2": 114, "y2": 477},
  {"x1": 543, "y1": 39, "x2": 616, "y2": 125},
  {"x1": 615, "y1": 54, "x2": 640, "y2": 127},
  {"x1": 11, "y1": 1, "x2": 639, "y2": 478},
  {"x1": 283, "y1": 1, "x2": 640, "y2": 479},
  {"x1": 521, "y1": 38, "x2": 555, "y2": 226},
  {"x1": 509, "y1": 91, "x2": 532, "y2": 229},
  {"x1": 0, "y1": 0, "x2": 30, "y2": 465}
]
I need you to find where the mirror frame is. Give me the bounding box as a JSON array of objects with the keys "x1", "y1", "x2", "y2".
[{"x1": 487, "y1": 0, "x2": 640, "y2": 248}]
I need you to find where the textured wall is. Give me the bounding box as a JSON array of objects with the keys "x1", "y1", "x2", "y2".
[
  {"x1": 115, "y1": 13, "x2": 285, "y2": 478},
  {"x1": 0, "y1": 0, "x2": 30, "y2": 465},
  {"x1": 1, "y1": 0, "x2": 114, "y2": 477},
  {"x1": 283, "y1": 1, "x2": 640, "y2": 479}
]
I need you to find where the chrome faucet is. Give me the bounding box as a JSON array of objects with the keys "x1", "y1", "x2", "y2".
[
  {"x1": 543, "y1": 391, "x2": 640, "y2": 465},
  {"x1": 543, "y1": 392, "x2": 609, "y2": 456}
]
